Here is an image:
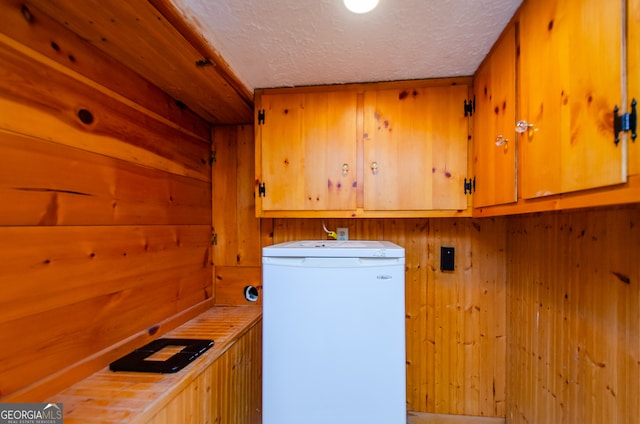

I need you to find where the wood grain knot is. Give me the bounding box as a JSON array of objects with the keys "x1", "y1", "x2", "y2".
[
  {"x1": 612, "y1": 272, "x2": 630, "y2": 285},
  {"x1": 21, "y1": 5, "x2": 33, "y2": 22},
  {"x1": 78, "y1": 109, "x2": 94, "y2": 124}
]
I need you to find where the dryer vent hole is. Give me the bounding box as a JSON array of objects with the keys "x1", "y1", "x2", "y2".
[{"x1": 244, "y1": 285, "x2": 259, "y2": 302}]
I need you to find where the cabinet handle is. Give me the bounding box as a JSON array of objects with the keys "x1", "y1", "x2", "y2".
[
  {"x1": 495, "y1": 135, "x2": 508, "y2": 146},
  {"x1": 515, "y1": 120, "x2": 535, "y2": 134},
  {"x1": 370, "y1": 162, "x2": 379, "y2": 175},
  {"x1": 342, "y1": 163, "x2": 349, "y2": 174}
]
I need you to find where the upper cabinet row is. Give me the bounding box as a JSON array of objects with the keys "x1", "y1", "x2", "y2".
[
  {"x1": 473, "y1": 0, "x2": 638, "y2": 213},
  {"x1": 253, "y1": 0, "x2": 638, "y2": 218},
  {"x1": 254, "y1": 81, "x2": 472, "y2": 218}
]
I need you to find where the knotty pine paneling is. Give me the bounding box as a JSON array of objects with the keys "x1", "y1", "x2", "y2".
[
  {"x1": 506, "y1": 205, "x2": 640, "y2": 424},
  {"x1": 271, "y1": 217, "x2": 507, "y2": 417},
  {"x1": 0, "y1": 0, "x2": 253, "y2": 124},
  {"x1": 0, "y1": 15, "x2": 213, "y2": 400},
  {"x1": 212, "y1": 125, "x2": 268, "y2": 305},
  {"x1": 212, "y1": 125, "x2": 261, "y2": 268},
  {"x1": 0, "y1": 35, "x2": 210, "y2": 182},
  {"x1": 215, "y1": 266, "x2": 263, "y2": 306},
  {"x1": 0, "y1": 0, "x2": 211, "y2": 141},
  {"x1": 231, "y1": 112, "x2": 639, "y2": 422},
  {"x1": 0, "y1": 131, "x2": 210, "y2": 226},
  {"x1": 0, "y1": 225, "x2": 211, "y2": 397}
]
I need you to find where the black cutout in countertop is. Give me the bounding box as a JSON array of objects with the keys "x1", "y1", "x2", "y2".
[{"x1": 110, "y1": 338, "x2": 214, "y2": 373}]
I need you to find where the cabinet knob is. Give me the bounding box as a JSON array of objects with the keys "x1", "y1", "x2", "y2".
[
  {"x1": 342, "y1": 163, "x2": 349, "y2": 174},
  {"x1": 370, "y1": 162, "x2": 379, "y2": 175},
  {"x1": 515, "y1": 120, "x2": 535, "y2": 134},
  {"x1": 495, "y1": 135, "x2": 508, "y2": 146}
]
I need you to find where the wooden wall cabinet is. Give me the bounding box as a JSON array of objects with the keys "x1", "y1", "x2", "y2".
[
  {"x1": 518, "y1": 0, "x2": 626, "y2": 198},
  {"x1": 474, "y1": 0, "x2": 639, "y2": 216},
  {"x1": 255, "y1": 80, "x2": 472, "y2": 218},
  {"x1": 255, "y1": 90, "x2": 358, "y2": 213},
  {"x1": 362, "y1": 84, "x2": 470, "y2": 211},
  {"x1": 472, "y1": 23, "x2": 518, "y2": 208}
]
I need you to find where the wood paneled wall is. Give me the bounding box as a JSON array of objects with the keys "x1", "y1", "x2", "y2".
[
  {"x1": 212, "y1": 125, "x2": 266, "y2": 306},
  {"x1": 270, "y1": 218, "x2": 508, "y2": 418},
  {"x1": 0, "y1": 3, "x2": 213, "y2": 400},
  {"x1": 206, "y1": 105, "x2": 640, "y2": 423},
  {"x1": 506, "y1": 205, "x2": 640, "y2": 424},
  {"x1": 220, "y1": 118, "x2": 509, "y2": 418},
  {"x1": 210, "y1": 125, "x2": 510, "y2": 417}
]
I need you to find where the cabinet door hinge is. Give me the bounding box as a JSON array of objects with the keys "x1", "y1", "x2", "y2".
[
  {"x1": 464, "y1": 177, "x2": 476, "y2": 195},
  {"x1": 210, "y1": 150, "x2": 216, "y2": 164},
  {"x1": 614, "y1": 99, "x2": 637, "y2": 145},
  {"x1": 211, "y1": 233, "x2": 218, "y2": 245},
  {"x1": 258, "y1": 182, "x2": 266, "y2": 197},
  {"x1": 464, "y1": 97, "x2": 475, "y2": 117},
  {"x1": 258, "y1": 109, "x2": 266, "y2": 125}
]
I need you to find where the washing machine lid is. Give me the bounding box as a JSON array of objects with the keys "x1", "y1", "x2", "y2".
[{"x1": 262, "y1": 240, "x2": 405, "y2": 258}]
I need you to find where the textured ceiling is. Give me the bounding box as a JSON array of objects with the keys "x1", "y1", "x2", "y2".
[{"x1": 169, "y1": 0, "x2": 522, "y2": 91}]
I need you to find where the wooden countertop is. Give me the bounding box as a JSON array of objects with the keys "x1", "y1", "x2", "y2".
[{"x1": 47, "y1": 305, "x2": 262, "y2": 424}]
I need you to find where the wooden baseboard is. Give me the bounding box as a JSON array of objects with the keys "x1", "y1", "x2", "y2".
[{"x1": 407, "y1": 411, "x2": 505, "y2": 424}]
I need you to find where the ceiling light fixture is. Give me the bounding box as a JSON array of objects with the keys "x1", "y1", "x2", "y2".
[{"x1": 343, "y1": 0, "x2": 379, "y2": 14}]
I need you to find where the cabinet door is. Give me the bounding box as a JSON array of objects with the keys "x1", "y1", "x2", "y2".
[
  {"x1": 257, "y1": 91, "x2": 357, "y2": 211},
  {"x1": 363, "y1": 84, "x2": 469, "y2": 211},
  {"x1": 519, "y1": 0, "x2": 626, "y2": 198},
  {"x1": 473, "y1": 23, "x2": 517, "y2": 208},
  {"x1": 629, "y1": 0, "x2": 640, "y2": 176}
]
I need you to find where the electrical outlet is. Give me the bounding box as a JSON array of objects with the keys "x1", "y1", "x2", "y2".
[
  {"x1": 440, "y1": 246, "x2": 455, "y2": 271},
  {"x1": 336, "y1": 227, "x2": 349, "y2": 240}
]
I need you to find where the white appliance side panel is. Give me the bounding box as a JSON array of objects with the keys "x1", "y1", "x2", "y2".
[{"x1": 263, "y1": 258, "x2": 405, "y2": 424}]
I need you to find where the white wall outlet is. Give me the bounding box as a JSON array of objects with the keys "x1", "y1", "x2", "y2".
[{"x1": 336, "y1": 227, "x2": 349, "y2": 240}]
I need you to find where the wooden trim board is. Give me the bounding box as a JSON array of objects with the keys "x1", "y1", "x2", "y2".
[{"x1": 408, "y1": 411, "x2": 505, "y2": 424}]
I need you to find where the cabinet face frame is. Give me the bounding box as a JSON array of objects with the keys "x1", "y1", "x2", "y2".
[
  {"x1": 472, "y1": 22, "x2": 518, "y2": 208},
  {"x1": 518, "y1": 0, "x2": 627, "y2": 199}
]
